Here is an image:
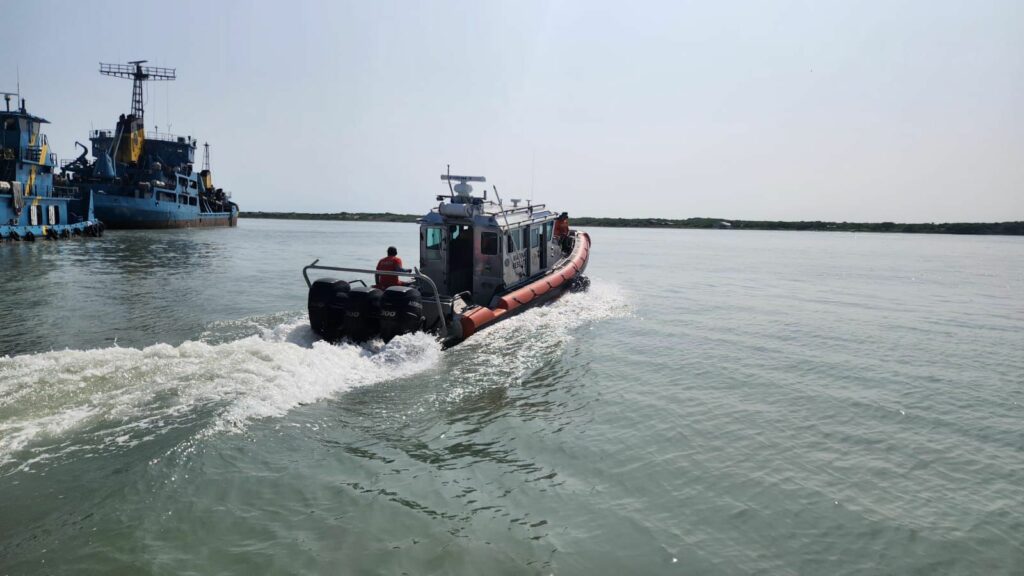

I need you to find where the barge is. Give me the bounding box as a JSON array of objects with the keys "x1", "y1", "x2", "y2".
[{"x1": 1, "y1": 93, "x2": 102, "y2": 242}]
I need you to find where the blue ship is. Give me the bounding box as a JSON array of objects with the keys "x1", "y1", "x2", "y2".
[
  {"x1": 1, "y1": 92, "x2": 103, "y2": 242},
  {"x1": 63, "y1": 61, "x2": 238, "y2": 229}
]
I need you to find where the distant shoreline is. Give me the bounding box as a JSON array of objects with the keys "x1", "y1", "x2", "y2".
[{"x1": 240, "y1": 212, "x2": 1023, "y2": 236}]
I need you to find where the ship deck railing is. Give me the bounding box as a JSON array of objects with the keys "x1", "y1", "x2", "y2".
[
  {"x1": 89, "y1": 129, "x2": 195, "y2": 145},
  {"x1": 51, "y1": 186, "x2": 81, "y2": 199}
]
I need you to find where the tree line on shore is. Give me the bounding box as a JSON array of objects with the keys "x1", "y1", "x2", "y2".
[{"x1": 240, "y1": 212, "x2": 1022, "y2": 235}]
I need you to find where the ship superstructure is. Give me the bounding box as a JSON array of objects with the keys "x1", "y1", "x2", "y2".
[
  {"x1": 62, "y1": 61, "x2": 238, "y2": 228},
  {"x1": 1, "y1": 93, "x2": 102, "y2": 241}
]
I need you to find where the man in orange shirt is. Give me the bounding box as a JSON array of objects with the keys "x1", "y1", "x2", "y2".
[
  {"x1": 376, "y1": 246, "x2": 409, "y2": 289},
  {"x1": 553, "y1": 212, "x2": 570, "y2": 239},
  {"x1": 553, "y1": 212, "x2": 572, "y2": 253}
]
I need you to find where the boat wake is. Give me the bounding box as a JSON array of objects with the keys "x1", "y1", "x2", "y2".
[
  {"x1": 0, "y1": 280, "x2": 629, "y2": 475},
  {"x1": 0, "y1": 317, "x2": 441, "y2": 474},
  {"x1": 439, "y1": 281, "x2": 631, "y2": 399}
]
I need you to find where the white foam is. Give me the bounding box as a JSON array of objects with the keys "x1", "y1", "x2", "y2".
[
  {"x1": 0, "y1": 317, "x2": 440, "y2": 471},
  {"x1": 0, "y1": 281, "x2": 628, "y2": 473},
  {"x1": 443, "y1": 281, "x2": 632, "y2": 396}
]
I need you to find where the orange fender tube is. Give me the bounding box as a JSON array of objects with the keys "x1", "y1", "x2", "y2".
[{"x1": 460, "y1": 306, "x2": 497, "y2": 339}]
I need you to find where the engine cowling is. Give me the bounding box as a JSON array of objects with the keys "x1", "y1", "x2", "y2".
[
  {"x1": 308, "y1": 278, "x2": 350, "y2": 342},
  {"x1": 343, "y1": 286, "x2": 383, "y2": 342},
  {"x1": 379, "y1": 286, "x2": 425, "y2": 342}
]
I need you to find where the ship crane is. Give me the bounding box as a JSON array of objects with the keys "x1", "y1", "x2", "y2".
[{"x1": 99, "y1": 60, "x2": 176, "y2": 120}]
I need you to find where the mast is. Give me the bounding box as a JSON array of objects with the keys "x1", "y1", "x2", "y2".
[
  {"x1": 99, "y1": 60, "x2": 176, "y2": 120},
  {"x1": 98, "y1": 60, "x2": 176, "y2": 165}
]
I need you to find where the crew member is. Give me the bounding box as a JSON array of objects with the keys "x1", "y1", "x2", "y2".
[
  {"x1": 554, "y1": 212, "x2": 570, "y2": 239},
  {"x1": 553, "y1": 212, "x2": 571, "y2": 253},
  {"x1": 376, "y1": 246, "x2": 409, "y2": 288}
]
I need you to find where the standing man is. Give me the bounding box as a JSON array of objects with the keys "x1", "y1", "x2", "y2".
[
  {"x1": 376, "y1": 246, "x2": 409, "y2": 288},
  {"x1": 553, "y1": 212, "x2": 571, "y2": 253}
]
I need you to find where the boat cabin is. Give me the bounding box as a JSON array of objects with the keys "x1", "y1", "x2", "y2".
[{"x1": 417, "y1": 175, "x2": 562, "y2": 306}]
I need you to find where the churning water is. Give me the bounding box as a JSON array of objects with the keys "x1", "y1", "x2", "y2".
[{"x1": 1, "y1": 220, "x2": 1021, "y2": 574}]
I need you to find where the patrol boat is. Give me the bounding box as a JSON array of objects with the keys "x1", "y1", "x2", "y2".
[
  {"x1": 303, "y1": 172, "x2": 591, "y2": 347},
  {"x1": 1, "y1": 93, "x2": 103, "y2": 242},
  {"x1": 62, "y1": 61, "x2": 238, "y2": 229}
]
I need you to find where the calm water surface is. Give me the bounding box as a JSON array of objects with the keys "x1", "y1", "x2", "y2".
[{"x1": 1, "y1": 219, "x2": 1022, "y2": 574}]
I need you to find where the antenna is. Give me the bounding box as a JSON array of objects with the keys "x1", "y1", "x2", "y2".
[
  {"x1": 440, "y1": 171, "x2": 486, "y2": 199},
  {"x1": 203, "y1": 142, "x2": 211, "y2": 172},
  {"x1": 99, "y1": 60, "x2": 176, "y2": 119},
  {"x1": 530, "y1": 149, "x2": 535, "y2": 203}
]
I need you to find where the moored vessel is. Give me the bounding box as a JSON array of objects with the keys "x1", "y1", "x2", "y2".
[
  {"x1": 303, "y1": 172, "x2": 591, "y2": 347},
  {"x1": 62, "y1": 61, "x2": 238, "y2": 229},
  {"x1": 1, "y1": 93, "x2": 103, "y2": 242}
]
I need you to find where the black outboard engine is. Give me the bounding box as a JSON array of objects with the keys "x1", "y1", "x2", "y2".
[
  {"x1": 568, "y1": 275, "x2": 591, "y2": 293},
  {"x1": 343, "y1": 286, "x2": 383, "y2": 342},
  {"x1": 308, "y1": 278, "x2": 350, "y2": 342},
  {"x1": 379, "y1": 286, "x2": 425, "y2": 342}
]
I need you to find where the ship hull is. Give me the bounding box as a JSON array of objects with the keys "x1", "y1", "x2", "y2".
[
  {"x1": 454, "y1": 231, "x2": 591, "y2": 344},
  {"x1": 93, "y1": 191, "x2": 237, "y2": 229},
  {"x1": 1, "y1": 189, "x2": 103, "y2": 242}
]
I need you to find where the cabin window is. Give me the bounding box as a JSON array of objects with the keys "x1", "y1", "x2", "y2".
[
  {"x1": 507, "y1": 228, "x2": 524, "y2": 252},
  {"x1": 545, "y1": 221, "x2": 554, "y2": 243},
  {"x1": 189, "y1": 180, "x2": 197, "y2": 189},
  {"x1": 424, "y1": 227, "x2": 443, "y2": 260},
  {"x1": 426, "y1": 227, "x2": 442, "y2": 250},
  {"x1": 158, "y1": 192, "x2": 176, "y2": 203},
  {"x1": 530, "y1": 227, "x2": 540, "y2": 248},
  {"x1": 481, "y1": 232, "x2": 498, "y2": 255}
]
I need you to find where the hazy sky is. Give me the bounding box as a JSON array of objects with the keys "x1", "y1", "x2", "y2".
[{"x1": 5, "y1": 0, "x2": 1021, "y2": 221}]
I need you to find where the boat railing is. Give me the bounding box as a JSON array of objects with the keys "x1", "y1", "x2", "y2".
[
  {"x1": 52, "y1": 186, "x2": 81, "y2": 199},
  {"x1": 301, "y1": 260, "x2": 448, "y2": 338},
  {"x1": 90, "y1": 129, "x2": 194, "y2": 145},
  {"x1": 146, "y1": 132, "x2": 195, "y2": 145}
]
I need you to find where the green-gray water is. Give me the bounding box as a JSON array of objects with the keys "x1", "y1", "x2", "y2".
[{"x1": 2, "y1": 220, "x2": 1022, "y2": 574}]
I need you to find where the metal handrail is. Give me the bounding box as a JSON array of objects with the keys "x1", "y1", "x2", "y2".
[
  {"x1": 90, "y1": 129, "x2": 193, "y2": 144},
  {"x1": 52, "y1": 186, "x2": 81, "y2": 199},
  {"x1": 302, "y1": 259, "x2": 448, "y2": 337}
]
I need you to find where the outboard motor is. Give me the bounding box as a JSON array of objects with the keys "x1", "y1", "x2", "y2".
[
  {"x1": 308, "y1": 278, "x2": 351, "y2": 341},
  {"x1": 568, "y1": 275, "x2": 591, "y2": 293},
  {"x1": 379, "y1": 286, "x2": 425, "y2": 342},
  {"x1": 343, "y1": 286, "x2": 383, "y2": 342}
]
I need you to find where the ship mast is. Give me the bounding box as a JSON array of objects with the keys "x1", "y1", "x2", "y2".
[
  {"x1": 99, "y1": 60, "x2": 176, "y2": 120},
  {"x1": 98, "y1": 60, "x2": 176, "y2": 165},
  {"x1": 203, "y1": 142, "x2": 211, "y2": 172}
]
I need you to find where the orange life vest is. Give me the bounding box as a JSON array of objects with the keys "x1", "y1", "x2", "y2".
[{"x1": 376, "y1": 256, "x2": 403, "y2": 288}]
